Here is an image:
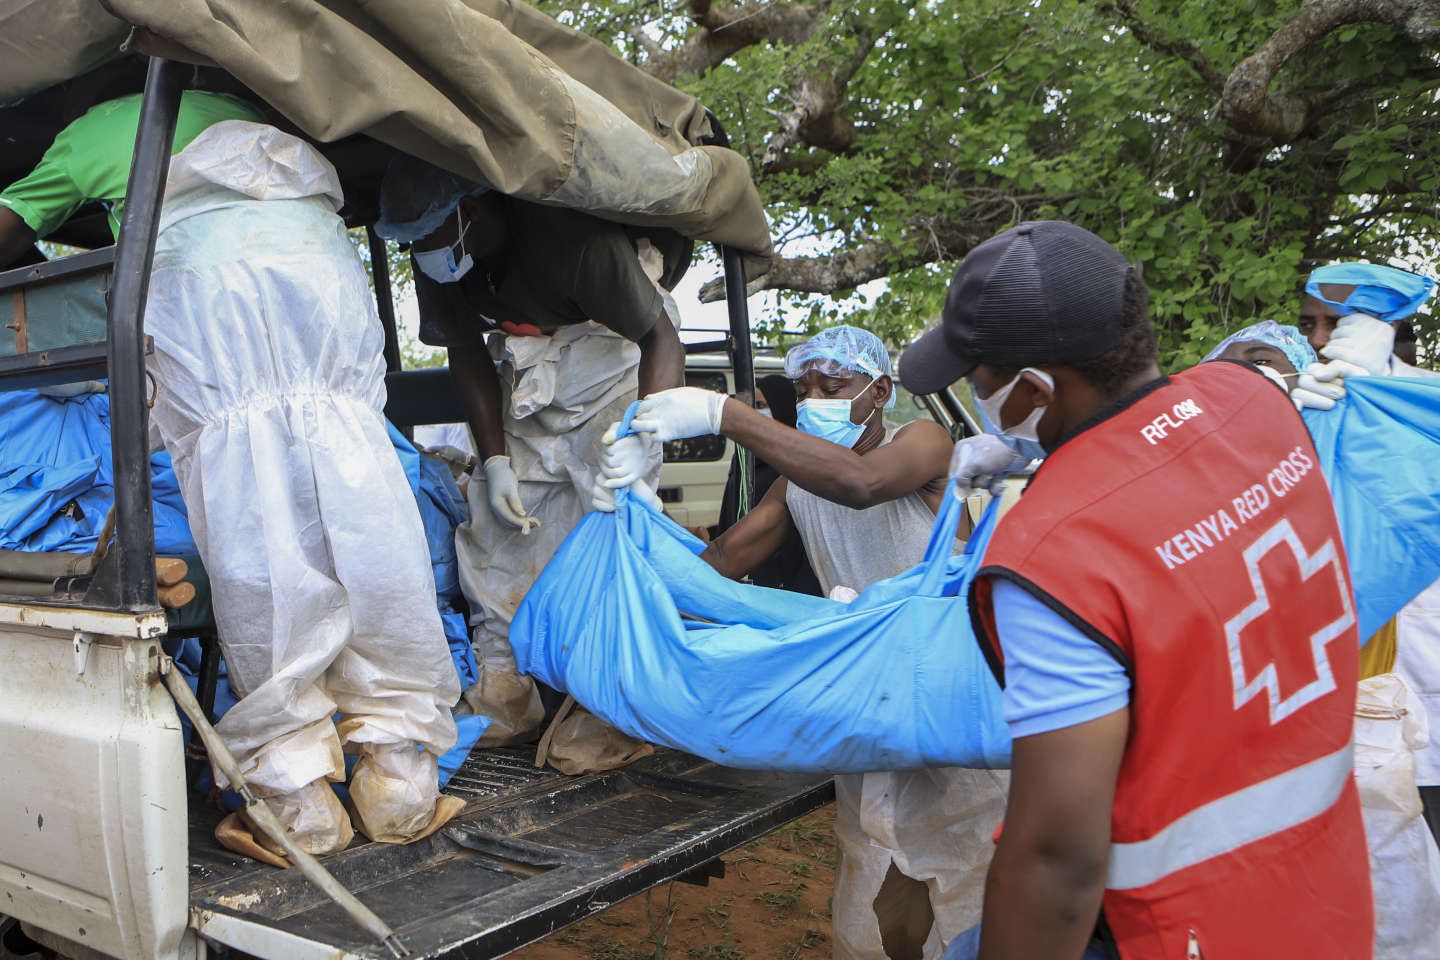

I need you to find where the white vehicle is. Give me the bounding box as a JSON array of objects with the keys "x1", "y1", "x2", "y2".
[{"x1": 658, "y1": 351, "x2": 974, "y2": 530}]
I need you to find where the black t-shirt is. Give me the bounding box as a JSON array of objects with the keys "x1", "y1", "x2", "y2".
[{"x1": 413, "y1": 200, "x2": 690, "y2": 348}]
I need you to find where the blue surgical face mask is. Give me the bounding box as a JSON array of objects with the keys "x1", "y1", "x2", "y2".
[
  {"x1": 796, "y1": 378, "x2": 877, "y2": 448},
  {"x1": 756, "y1": 408, "x2": 774, "y2": 419},
  {"x1": 973, "y1": 368, "x2": 1053, "y2": 461},
  {"x1": 414, "y1": 211, "x2": 474, "y2": 284}
]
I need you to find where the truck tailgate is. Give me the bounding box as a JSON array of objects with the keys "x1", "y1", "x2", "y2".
[{"x1": 188, "y1": 747, "x2": 832, "y2": 959}]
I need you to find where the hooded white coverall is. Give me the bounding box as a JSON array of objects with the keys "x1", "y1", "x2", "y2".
[
  {"x1": 147, "y1": 121, "x2": 459, "y2": 843},
  {"x1": 455, "y1": 321, "x2": 661, "y2": 749}
]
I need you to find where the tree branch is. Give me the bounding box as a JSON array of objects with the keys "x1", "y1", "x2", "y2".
[
  {"x1": 1220, "y1": 0, "x2": 1440, "y2": 140},
  {"x1": 1096, "y1": 0, "x2": 1227, "y2": 93},
  {"x1": 640, "y1": 1, "x2": 825, "y2": 83},
  {"x1": 697, "y1": 198, "x2": 1056, "y2": 301},
  {"x1": 760, "y1": 27, "x2": 879, "y2": 170}
]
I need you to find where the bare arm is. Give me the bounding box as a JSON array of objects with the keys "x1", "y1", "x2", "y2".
[
  {"x1": 636, "y1": 307, "x2": 684, "y2": 397},
  {"x1": 720, "y1": 399, "x2": 952, "y2": 510},
  {"x1": 445, "y1": 341, "x2": 506, "y2": 463},
  {"x1": 979, "y1": 708, "x2": 1129, "y2": 960},
  {"x1": 0, "y1": 207, "x2": 38, "y2": 268},
  {"x1": 700, "y1": 479, "x2": 796, "y2": 580}
]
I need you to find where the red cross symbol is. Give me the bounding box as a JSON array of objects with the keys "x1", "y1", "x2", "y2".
[{"x1": 1223, "y1": 518, "x2": 1354, "y2": 725}]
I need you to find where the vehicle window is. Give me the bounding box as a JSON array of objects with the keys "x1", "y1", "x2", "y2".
[
  {"x1": 664, "y1": 370, "x2": 729, "y2": 462},
  {"x1": 889, "y1": 384, "x2": 936, "y2": 425}
]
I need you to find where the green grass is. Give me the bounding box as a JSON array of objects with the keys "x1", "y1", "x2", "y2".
[
  {"x1": 753, "y1": 883, "x2": 806, "y2": 918},
  {"x1": 701, "y1": 896, "x2": 734, "y2": 931},
  {"x1": 686, "y1": 945, "x2": 747, "y2": 960}
]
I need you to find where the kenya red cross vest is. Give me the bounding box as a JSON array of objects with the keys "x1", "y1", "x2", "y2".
[{"x1": 972, "y1": 362, "x2": 1372, "y2": 959}]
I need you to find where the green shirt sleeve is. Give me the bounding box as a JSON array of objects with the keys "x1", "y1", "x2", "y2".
[
  {"x1": 0, "y1": 91, "x2": 267, "y2": 241},
  {"x1": 0, "y1": 131, "x2": 85, "y2": 239}
]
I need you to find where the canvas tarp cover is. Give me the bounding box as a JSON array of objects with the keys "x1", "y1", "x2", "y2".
[{"x1": 0, "y1": 0, "x2": 772, "y2": 264}]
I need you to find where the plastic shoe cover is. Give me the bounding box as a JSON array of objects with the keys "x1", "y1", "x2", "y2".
[
  {"x1": 537, "y1": 701, "x2": 653, "y2": 775},
  {"x1": 463, "y1": 643, "x2": 545, "y2": 746},
  {"x1": 246, "y1": 778, "x2": 353, "y2": 858},
  {"x1": 350, "y1": 743, "x2": 440, "y2": 843}
]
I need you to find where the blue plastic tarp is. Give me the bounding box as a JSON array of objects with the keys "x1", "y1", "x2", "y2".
[
  {"x1": 512, "y1": 418, "x2": 1011, "y2": 773},
  {"x1": 1305, "y1": 376, "x2": 1440, "y2": 640},
  {"x1": 0, "y1": 389, "x2": 194, "y2": 554},
  {"x1": 388, "y1": 423, "x2": 478, "y2": 690}
]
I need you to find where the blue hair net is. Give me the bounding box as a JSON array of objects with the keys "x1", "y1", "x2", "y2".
[
  {"x1": 1204, "y1": 320, "x2": 1317, "y2": 372},
  {"x1": 374, "y1": 154, "x2": 489, "y2": 243},
  {"x1": 784, "y1": 325, "x2": 896, "y2": 409},
  {"x1": 1305, "y1": 263, "x2": 1435, "y2": 322}
]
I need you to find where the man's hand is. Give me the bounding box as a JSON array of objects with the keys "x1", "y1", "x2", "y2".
[
  {"x1": 1292, "y1": 369, "x2": 1344, "y2": 412},
  {"x1": 1316, "y1": 313, "x2": 1395, "y2": 377},
  {"x1": 482, "y1": 455, "x2": 540, "y2": 534},
  {"x1": 590, "y1": 475, "x2": 662, "y2": 513},
  {"x1": 628, "y1": 387, "x2": 727, "y2": 442},
  {"x1": 597, "y1": 429, "x2": 656, "y2": 491},
  {"x1": 950, "y1": 434, "x2": 1027, "y2": 497},
  {"x1": 0, "y1": 207, "x2": 38, "y2": 269}
]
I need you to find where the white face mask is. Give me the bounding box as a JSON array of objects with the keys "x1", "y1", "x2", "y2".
[
  {"x1": 1258, "y1": 364, "x2": 1290, "y2": 393},
  {"x1": 414, "y1": 211, "x2": 473, "y2": 284},
  {"x1": 975, "y1": 368, "x2": 1054, "y2": 460}
]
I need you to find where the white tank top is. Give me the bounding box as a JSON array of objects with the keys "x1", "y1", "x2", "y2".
[{"x1": 784, "y1": 428, "x2": 949, "y2": 595}]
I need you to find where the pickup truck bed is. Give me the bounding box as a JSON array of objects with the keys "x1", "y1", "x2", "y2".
[{"x1": 188, "y1": 746, "x2": 833, "y2": 959}]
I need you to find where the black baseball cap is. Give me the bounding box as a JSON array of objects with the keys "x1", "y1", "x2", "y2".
[{"x1": 899, "y1": 220, "x2": 1136, "y2": 395}]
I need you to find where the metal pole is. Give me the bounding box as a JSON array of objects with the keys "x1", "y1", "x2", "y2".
[
  {"x1": 367, "y1": 226, "x2": 403, "y2": 373},
  {"x1": 159, "y1": 661, "x2": 410, "y2": 958},
  {"x1": 108, "y1": 58, "x2": 184, "y2": 611},
  {"x1": 719, "y1": 244, "x2": 756, "y2": 515}
]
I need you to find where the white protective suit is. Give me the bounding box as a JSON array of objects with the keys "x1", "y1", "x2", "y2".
[
  {"x1": 147, "y1": 121, "x2": 459, "y2": 845},
  {"x1": 833, "y1": 768, "x2": 1008, "y2": 959},
  {"x1": 784, "y1": 431, "x2": 1009, "y2": 960},
  {"x1": 1354, "y1": 673, "x2": 1440, "y2": 959},
  {"x1": 456, "y1": 320, "x2": 662, "y2": 748},
  {"x1": 1399, "y1": 580, "x2": 1440, "y2": 790},
  {"x1": 1377, "y1": 358, "x2": 1439, "y2": 790}
]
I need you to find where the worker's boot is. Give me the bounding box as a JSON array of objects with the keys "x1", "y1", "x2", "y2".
[
  {"x1": 245, "y1": 778, "x2": 354, "y2": 858},
  {"x1": 349, "y1": 742, "x2": 440, "y2": 843}
]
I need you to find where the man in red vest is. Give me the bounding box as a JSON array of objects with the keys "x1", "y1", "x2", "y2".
[{"x1": 900, "y1": 221, "x2": 1372, "y2": 960}]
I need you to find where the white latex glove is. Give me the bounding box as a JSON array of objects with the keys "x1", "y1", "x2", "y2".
[
  {"x1": 949, "y1": 434, "x2": 1027, "y2": 497},
  {"x1": 482, "y1": 455, "x2": 540, "y2": 534},
  {"x1": 628, "y1": 387, "x2": 726, "y2": 442},
  {"x1": 1306, "y1": 356, "x2": 1370, "y2": 386},
  {"x1": 598, "y1": 431, "x2": 655, "y2": 491},
  {"x1": 590, "y1": 476, "x2": 663, "y2": 513},
  {"x1": 1318, "y1": 313, "x2": 1395, "y2": 377},
  {"x1": 1295, "y1": 362, "x2": 1350, "y2": 409},
  {"x1": 1292, "y1": 375, "x2": 1340, "y2": 411},
  {"x1": 828, "y1": 585, "x2": 859, "y2": 604}
]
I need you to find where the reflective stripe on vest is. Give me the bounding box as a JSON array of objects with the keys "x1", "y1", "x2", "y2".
[{"x1": 1106, "y1": 741, "x2": 1353, "y2": 891}]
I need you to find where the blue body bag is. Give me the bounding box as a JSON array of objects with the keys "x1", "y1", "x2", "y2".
[
  {"x1": 512, "y1": 453, "x2": 1011, "y2": 773},
  {"x1": 0, "y1": 389, "x2": 195, "y2": 554},
  {"x1": 1304, "y1": 375, "x2": 1440, "y2": 640}
]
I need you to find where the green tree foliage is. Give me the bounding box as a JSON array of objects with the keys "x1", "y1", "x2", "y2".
[{"x1": 541, "y1": 0, "x2": 1440, "y2": 368}]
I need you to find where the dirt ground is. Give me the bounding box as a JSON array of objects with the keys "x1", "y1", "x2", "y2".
[{"x1": 513, "y1": 806, "x2": 839, "y2": 960}]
